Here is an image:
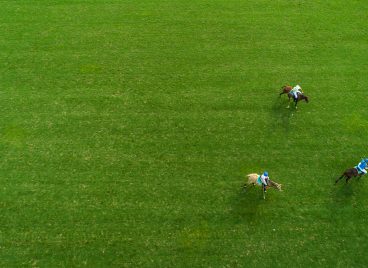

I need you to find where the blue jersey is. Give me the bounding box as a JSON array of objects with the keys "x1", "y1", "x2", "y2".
[{"x1": 357, "y1": 159, "x2": 367, "y2": 170}]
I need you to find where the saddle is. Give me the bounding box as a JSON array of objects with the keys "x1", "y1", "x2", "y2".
[{"x1": 354, "y1": 166, "x2": 365, "y2": 175}]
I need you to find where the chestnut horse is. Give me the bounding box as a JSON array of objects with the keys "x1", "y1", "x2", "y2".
[
  {"x1": 279, "y1": 85, "x2": 309, "y2": 108},
  {"x1": 243, "y1": 173, "x2": 282, "y2": 199},
  {"x1": 335, "y1": 167, "x2": 366, "y2": 184}
]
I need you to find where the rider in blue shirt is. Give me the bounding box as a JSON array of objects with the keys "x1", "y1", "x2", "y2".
[{"x1": 356, "y1": 158, "x2": 368, "y2": 175}]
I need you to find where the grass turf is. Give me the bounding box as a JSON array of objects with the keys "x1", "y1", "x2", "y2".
[{"x1": 0, "y1": 0, "x2": 367, "y2": 267}]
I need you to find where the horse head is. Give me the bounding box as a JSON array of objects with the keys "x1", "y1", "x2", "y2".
[
  {"x1": 275, "y1": 183, "x2": 282, "y2": 191},
  {"x1": 268, "y1": 180, "x2": 282, "y2": 191},
  {"x1": 303, "y1": 95, "x2": 309, "y2": 103}
]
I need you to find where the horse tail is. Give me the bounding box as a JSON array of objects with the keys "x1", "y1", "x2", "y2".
[{"x1": 279, "y1": 85, "x2": 288, "y2": 95}]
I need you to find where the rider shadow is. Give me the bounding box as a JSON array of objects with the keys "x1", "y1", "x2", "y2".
[{"x1": 269, "y1": 97, "x2": 294, "y2": 134}]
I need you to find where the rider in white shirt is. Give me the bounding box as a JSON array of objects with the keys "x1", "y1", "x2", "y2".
[
  {"x1": 290, "y1": 85, "x2": 303, "y2": 100},
  {"x1": 260, "y1": 171, "x2": 269, "y2": 192}
]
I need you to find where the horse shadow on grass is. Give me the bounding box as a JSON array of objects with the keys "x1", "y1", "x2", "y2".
[
  {"x1": 228, "y1": 185, "x2": 272, "y2": 226},
  {"x1": 269, "y1": 97, "x2": 295, "y2": 134},
  {"x1": 330, "y1": 176, "x2": 363, "y2": 205},
  {"x1": 328, "y1": 176, "x2": 364, "y2": 222}
]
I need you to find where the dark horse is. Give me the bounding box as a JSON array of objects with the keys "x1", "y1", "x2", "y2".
[
  {"x1": 279, "y1": 85, "x2": 309, "y2": 109},
  {"x1": 335, "y1": 167, "x2": 364, "y2": 184}
]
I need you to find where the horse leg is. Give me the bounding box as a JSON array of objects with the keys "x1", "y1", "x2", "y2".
[
  {"x1": 243, "y1": 183, "x2": 255, "y2": 192},
  {"x1": 346, "y1": 176, "x2": 352, "y2": 183},
  {"x1": 335, "y1": 174, "x2": 345, "y2": 184},
  {"x1": 243, "y1": 183, "x2": 247, "y2": 191}
]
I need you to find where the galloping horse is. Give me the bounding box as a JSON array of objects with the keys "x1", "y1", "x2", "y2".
[
  {"x1": 279, "y1": 85, "x2": 309, "y2": 109},
  {"x1": 335, "y1": 167, "x2": 366, "y2": 184},
  {"x1": 243, "y1": 173, "x2": 282, "y2": 199}
]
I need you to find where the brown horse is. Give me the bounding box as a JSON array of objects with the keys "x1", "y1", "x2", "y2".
[
  {"x1": 243, "y1": 173, "x2": 282, "y2": 199},
  {"x1": 279, "y1": 85, "x2": 293, "y2": 95},
  {"x1": 335, "y1": 167, "x2": 365, "y2": 184},
  {"x1": 279, "y1": 85, "x2": 309, "y2": 108}
]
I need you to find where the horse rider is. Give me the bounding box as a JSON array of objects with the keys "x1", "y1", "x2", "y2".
[
  {"x1": 259, "y1": 171, "x2": 269, "y2": 192},
  {"x1": 356, "y1": 158, "x2": 368, "y2": 175},
  {"x1": 290, "y1": 84, "x2": 303, "y2": 100}
]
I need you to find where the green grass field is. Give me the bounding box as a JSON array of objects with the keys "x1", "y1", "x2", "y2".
[{"x1": 1, "y1": 0, "x2": 367, "y2": 267}]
